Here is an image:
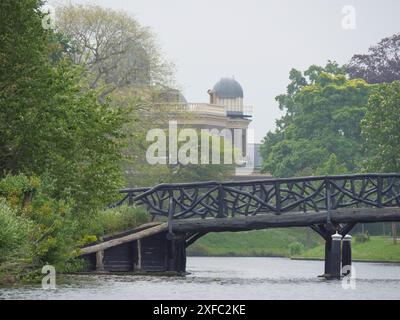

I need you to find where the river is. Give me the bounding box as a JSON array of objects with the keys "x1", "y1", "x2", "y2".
[{"x1": 1, "y1": 257, "x2": 399, "y2": 300}]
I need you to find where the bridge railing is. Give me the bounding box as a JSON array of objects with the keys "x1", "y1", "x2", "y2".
[{"x1": 112, "y1": 174, "x2": 400, "y2": 221}]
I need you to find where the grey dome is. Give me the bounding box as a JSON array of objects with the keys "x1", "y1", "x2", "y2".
[{"x1": 212, "y1": 77, "x2": 243, "y2": 99}]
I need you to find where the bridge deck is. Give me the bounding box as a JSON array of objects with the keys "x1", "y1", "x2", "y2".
[{"x1": 81, "y1": 207, "x2": 400, "y2": 255}]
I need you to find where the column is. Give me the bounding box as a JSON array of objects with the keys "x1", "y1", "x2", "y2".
[
  {"x1": 330, "y1": 232, "x2": 342, "y2": 279},
  {"x1": 341, "y1": 235, "x2": 352, "y2": 275}
]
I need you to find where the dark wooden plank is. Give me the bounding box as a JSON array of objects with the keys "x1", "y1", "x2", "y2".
[
  {"x1": 141, "y1": 233, "x2": 168, "y2": 272},
  {"x1": 103, "y1": 242, "x2": 135, "y2": 272},
  {"x1": 171, "y1": 207, "x2": 400, "y2": 233},
  {"x1": 80, "y1": 223, "x2": 168, "y2": 255}
]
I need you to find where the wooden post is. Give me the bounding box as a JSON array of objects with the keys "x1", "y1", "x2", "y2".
[
  {"x1": 180, "y1": 238, "x2": 187, "y2": 273},
  {"x1": 275, "y1": 182, "x2": 281, "y2": 214},
  {"x1": 330, "y1": 233, "x2": 342, "y2": 279},
  {"x1": 167, "y1": 191, "x2": 177, "y2": 271},
  {"x1": 134, "y1": 239, "x2": 142, "y2": 271},
  {"x1": 324, "y1": 237, "x2": 332, "y2": 276},
  {"x1": 96, "y1": 250, "x2": 104, "y2": 272},
  {"x1": 342, "y1": 235, "x2": 352, "y2": 275},
  {"x1": 128, "y1": 191, "x2": 134, "y2": 206},
  {"x1": 325, "y1": 179, "x2": 332, "y2": 226},
  {"x1": 217, "y1": 184, "x2": 226, "y2": 218},
  {"x1": 168, "y1": 236, "x2": 176, "y2": 272}
]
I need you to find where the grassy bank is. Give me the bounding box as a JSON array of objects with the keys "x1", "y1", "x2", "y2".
[
  {"x1": 296, "y1": 236, "x2": 400, "y2": 262},
  {"x1": 188, "y1": 230, "x2": 400, "y2": 262},
  {"x1": 187, "y1": 228, "x2": 322, "y2": 257}
]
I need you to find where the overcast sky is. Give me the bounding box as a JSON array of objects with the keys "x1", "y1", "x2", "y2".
[{"x1": 49, "y1": 0, "x2": 400, "y2": 142}]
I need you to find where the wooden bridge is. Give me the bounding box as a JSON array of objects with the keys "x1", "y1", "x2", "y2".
[{"x1": 81, "y1": 173, "x2": 400, "y2": 278}]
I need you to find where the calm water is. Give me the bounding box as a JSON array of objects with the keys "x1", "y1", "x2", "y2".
[{"x1": 1, "y1": 257, "x2": 400, "y2": 300}]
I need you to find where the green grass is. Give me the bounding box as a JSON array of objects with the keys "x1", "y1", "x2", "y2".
[
  {"x1": 187, "y1": 228, "x2": 322, "y2": 257},
  {"x1": 188, "y1": 230, "x2": 400, "y2": 262},
  {"x1": 297, "y1": 236, "x2": 400, "y2": 262}
]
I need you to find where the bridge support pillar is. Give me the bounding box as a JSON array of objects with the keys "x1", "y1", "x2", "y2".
[
  {"x1": 324, "y1": 238, "x2": 332, "y2": 276},
  {"x1": 95, "y1": 250, "x2": 104, "y2": 272},
  {"x1": 329, "y1": 232, "x2": 342, "y2": 279},
  {"x1": 167, "y1": 233, "x2": 187, "y2": 273},
  {"x1": 341, "y1": 235, "x2": 352, "y2": 275}
]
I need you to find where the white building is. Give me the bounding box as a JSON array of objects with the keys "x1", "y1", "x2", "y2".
[
  {"x1": 176, "y1": 77, "x2": 252, "y2": 155},
  {"x1": 156, "y1": 77, "x2": 268, "y2": 178}
]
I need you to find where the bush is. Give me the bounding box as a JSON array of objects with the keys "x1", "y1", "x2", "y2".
[
  {"x1": 289, "y1": 241, "x2": 305, "y2": 256},
  {"x1": 355, "y1": 233, "x2": 370, "y2": 243},
  {"x1": 0, "y1": 174, "x2": 80, "y2": 270},
  {"x1": 89, "y1": 205, "x2": 150, "y2": 237},
  {"x1": 0, "y1": 200, "x2": 31, "y2": 262},
  {"x1": 0, "y1": 173, "x2": 152, "y2": 281},
  {"x1": 0, "y1": 173, "x2": 38, "y2": 209}
]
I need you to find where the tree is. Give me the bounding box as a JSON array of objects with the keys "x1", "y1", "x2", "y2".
[
  {"x1": 362, "y1": 81, "x2": 400, "y2": 172},
  {"x1": 56, "y1": 4, "x2": 174, "y2": 100},
  {"x1": 347, "y1": 33, "x2": 400, "y2": 84},
  {"x1": 361, "y1": 81, "x2": 400, "y2": 244},
  {"x1": 0, "y1": 0, "x2": 126, "y2": 211},
  {"x1": 55, "y1": 4, "x2": 204, "y2": 187},
  {"x1": 315, "y1": 154, "x2": 348, "y2": 176},
  {"x1": 55, "y1": 4, "x2": 234, "y2": 186},
  {"x1": 261, "y1": 62, "x2": 372, "y2": 177}
]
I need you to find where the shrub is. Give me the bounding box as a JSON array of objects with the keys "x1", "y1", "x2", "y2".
[
  {"x1": 0, "y1": 200, "x2": 31, "y2": 262},
  {"x1": 0, "y1": 173, "x2": 38, "y2": 209},
  {"x1": 289, "y1": 241, "x2": 305, "y2": 256},
  {"x1": 0, "y1": 174, "x2": 81, "y2": 270},
  {"x1": 89, "y1": 205, "x2": 150, "y2": 237},
  {"x1": 0, "y1": 173, "x2": 151, "y2": 279}
]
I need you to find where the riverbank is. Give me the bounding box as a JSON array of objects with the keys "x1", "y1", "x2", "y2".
[
  {"x1": 295, "y1": 236, "x2": 400, "y2": 262},
  {"x1": 187, "y1": 230, "x2": 400, "y2": 262},
  {"x1": 291, "y1": 257, "x2": 400, "y2": 264},
  {"x1": 187, "y1": 228, "x2": 321, "y2": 257}
]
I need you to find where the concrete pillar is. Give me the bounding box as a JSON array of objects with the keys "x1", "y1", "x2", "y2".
[
  {"x1": 330, "y1": 232, "x2": 342, "y2": 279},
  {"x1": 342, "y1": 235, "x2": 352, "y2": 275}
]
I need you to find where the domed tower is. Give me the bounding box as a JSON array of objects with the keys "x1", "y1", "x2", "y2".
[
  {"x1": 207, "y1": 77, "x2": 251, "y2": 158},
  {"x1": 208, "y1": 77, "x2": 244, "y2": 112}
]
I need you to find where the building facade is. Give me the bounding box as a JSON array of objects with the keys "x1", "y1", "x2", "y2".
[
  {"x1": 155, "y1": 76, "x2": 268, "y2": 178},
  {"x1": 177, "y1": 77, "x2": 252, "y2": 156}
]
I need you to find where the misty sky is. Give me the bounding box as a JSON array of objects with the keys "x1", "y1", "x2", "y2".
[{"x1": 49, "y1": 0, "x2": 400, "y2": 142}]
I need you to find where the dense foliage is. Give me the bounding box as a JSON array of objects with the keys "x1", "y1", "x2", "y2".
[
  {"x1": 0, "y1": 0, "x2": 126, "y2": 212},
  {"x1": 261, "y1": 62, "x2": 373, "y2": 177},
  {"x1": 362, "y1": 81, "x2": 400, "y2": 172},
  {"x1": 347, "y1": 33, "x2": 400, "y2": 84},
  {"x1": 0, "y1": 174, "x2": 147, "y2": 283},
  {"x1": 0, "y1": 1, "x2": 151, "y2": 283}
]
